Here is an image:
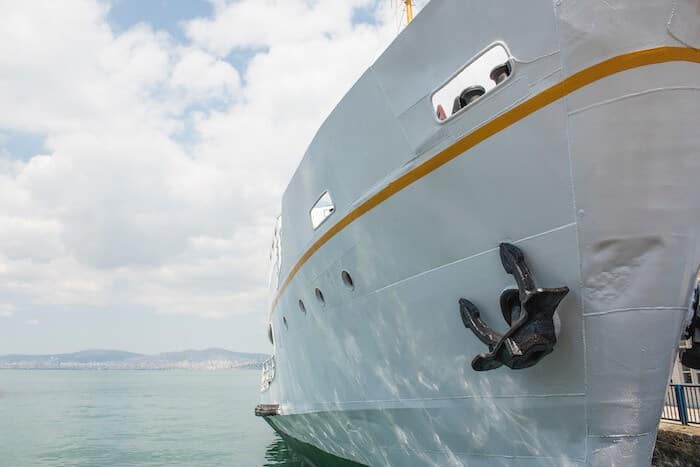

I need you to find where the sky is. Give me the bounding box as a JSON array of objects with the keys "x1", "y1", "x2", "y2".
[{"x1": 0, "y1": 0, "x2": 429, "y2": 354}]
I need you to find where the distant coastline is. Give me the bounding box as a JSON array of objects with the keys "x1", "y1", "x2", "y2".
[{"x1": 0, "y1": 348, "x2": 270, "y2": 370}]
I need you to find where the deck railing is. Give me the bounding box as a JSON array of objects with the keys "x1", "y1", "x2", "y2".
[
  {"x1": 260, "y1": 356, "x2": 276, "y2": 392},
  {"x1": 661, "y1": 384, "x2": 700, "y2": 425}
]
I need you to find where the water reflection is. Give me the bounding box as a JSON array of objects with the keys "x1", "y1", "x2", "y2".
[
  {"x1": 263, "y1": 431, "x2": 365, "y2": 467},
  {"x1": 263, "y1": 433, "x2": 303, "y2": 466}
]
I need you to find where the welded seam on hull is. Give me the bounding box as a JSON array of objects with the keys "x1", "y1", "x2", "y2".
[
  {"x1": 369, "y1": 222, "x2": 577, "y2": 298},
  {"x1": 271, "y1": 46, "x2": 700, "y2": 314},
  {"x1": 310, "y1": 391, "x2": 586, "y2": 404},
  {"x1": 554, "y1": 9, "x2": 590, "y2": 456},
  {"x1": 284, "y1": 392, "x2": 586, "y2": 416},
  {"x1": 282, "y1": 222, "x2": 577, "y2": 313},
  {"x1": 568, "y1": 85, "x2": 700, "y2": 116},
  {"x1": 582, "y1": 306, "x2": 687, "y2": 317},
  {"x1": 380, "y1": 445, "x2": 586, "y2": 463},
  {"x1": 588, "y1": 431, "x2": 655, "y2": 440}
]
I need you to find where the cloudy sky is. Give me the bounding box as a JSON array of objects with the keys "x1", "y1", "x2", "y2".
[{"x1": 0, "y1": 0, "x2": 427, "y2": 354}]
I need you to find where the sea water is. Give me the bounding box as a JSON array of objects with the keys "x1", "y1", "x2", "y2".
[{"x1": 0, "y1": 369, "x2": 301, "y2": 466}]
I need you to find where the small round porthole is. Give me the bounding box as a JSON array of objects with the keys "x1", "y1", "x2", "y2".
[
  {"x1": 298, "y1": 299, "x2": 306, "y2": 314},
  {"x1": 267, "y1": 323, "x2": 274, "y2": 344},
  {"x1": 283, "y1": 316, "x2": 288, "y2": 329},
  {"x1": 341, "y1": 270, "x2": 354, "y2": 290},
  {"x1": 315, "y1": 288, "x2": 325, "y2": 305}
]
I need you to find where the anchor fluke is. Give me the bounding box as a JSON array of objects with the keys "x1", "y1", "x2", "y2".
[{"x1": 460, "y1": 243, "x2": 569, "y2": 371}]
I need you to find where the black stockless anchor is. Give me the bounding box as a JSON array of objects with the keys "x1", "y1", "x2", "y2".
[{"x1": 459, "y1": 243, "x2": 569, "y2": 371}]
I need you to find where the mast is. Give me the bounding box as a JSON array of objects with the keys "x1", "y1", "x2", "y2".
[{"x1": 404, "y1": 0, "x2": 413, "y2": 23}]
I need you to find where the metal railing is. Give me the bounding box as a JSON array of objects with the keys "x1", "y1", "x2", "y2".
[
  {"x1": 662, "y1": 384, "x2": 700, "y2": 425},
  {"x1": 260, "y1": 356, "x2": 276, "y2": 392}
]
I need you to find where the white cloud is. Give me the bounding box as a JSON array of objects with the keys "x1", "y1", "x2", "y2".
[
  {"x1": 186, "y1": 0, "x2": 373, "y2": 55},
  {"x1": 0, "y1": 0, "x2": 425, "y2": 321},
  {"x1": 0, "y1": 304, "x2": 15, "y2": 318},
  {"x1": 25, "y1": 319, "x2": 39, "y2": 326},
  {"x1": 170, "y1": 47, "x2": 241, "y2": 102}
]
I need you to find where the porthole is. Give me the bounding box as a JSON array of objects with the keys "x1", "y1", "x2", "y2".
[
  {"x1": 298, "y1": 299, "x2": 306, "y2": 314},
  {"x1": 283, "y1": 316, "x2": 288, "y2": 329},
  {"x1": 267, "y1": 323, "x2": 274, "y2": 345},
  {"x1": 315, "y1": 288, "x2": 325, "y2": 305},
  {"x1": 341, "y1": 270, "x2": 354, "y2": 290}
]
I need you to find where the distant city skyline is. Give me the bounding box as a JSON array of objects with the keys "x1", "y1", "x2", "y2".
[{"x1": 0, "y1": 347, "x2": 269, "y2": 370}]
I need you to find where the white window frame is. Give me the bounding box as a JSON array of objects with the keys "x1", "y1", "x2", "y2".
[
  {"x1": 430, "y1": 42, "x2": 513, "y2": 123},
  {"x1": 310, "y1": 190, "x2": 335, "y2": 230}
]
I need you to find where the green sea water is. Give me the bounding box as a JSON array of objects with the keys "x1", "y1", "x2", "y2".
[{"x1": 0, "y1": 369, "x2": 302, "y2": 466}]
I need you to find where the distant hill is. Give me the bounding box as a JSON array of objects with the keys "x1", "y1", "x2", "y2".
[{"x1": 0, "y1": 348, "x2": 269, "y2": 370}]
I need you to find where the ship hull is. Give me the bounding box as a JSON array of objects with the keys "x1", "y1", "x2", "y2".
[{"x1": 261, "y1": 0, "x2": 700, "y2": 465}]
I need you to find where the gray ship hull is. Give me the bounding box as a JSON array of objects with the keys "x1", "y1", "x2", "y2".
[{"x1": 260, "y1": 0, "x2": 700, "y2": 465}]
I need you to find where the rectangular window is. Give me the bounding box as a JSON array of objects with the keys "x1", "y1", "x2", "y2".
[
  {"x1": 310, "y1": 191, "x2": 334, "y2": 229},
  {"x1": 431, "y1": 44, "x2": 511, "y2": 121},
  {"x1": 683, "y1": 370, "x2": 693, "y2": 384}
]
